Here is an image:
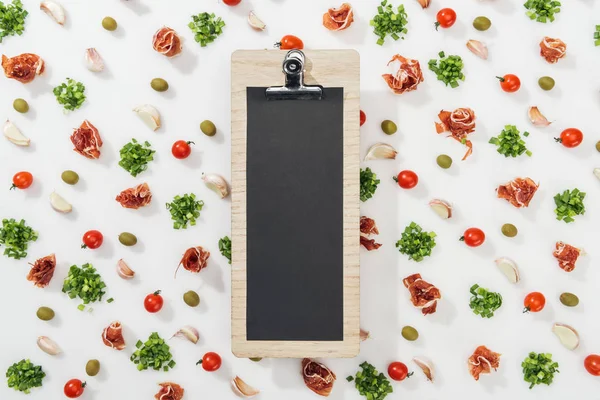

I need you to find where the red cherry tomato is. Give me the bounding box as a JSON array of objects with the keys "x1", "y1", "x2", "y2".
[
  {"x1": 460, "y1": 228, "x2": 485, "y2": 247},
  {"x1": 10, "y1": 171, "x2": 33, "y2": 190},
  {"x1": 198, "y1": 352, "x2": 222, "y2": 372},
  {"x1": 496, "y1": 74, "x2": 521, "y2": 93},
  {"x1": 64, "y1": 379, "x2": 85, "y2": 398},
  {"x1": 585, "y1": 354, "x2": 600, "y2": 376},
  {"x1": 523, "y1": 292, "x2": 545, "y2": 313},
  {"x1": 82, "y1": 230, "x2": 103, "y2": 249},
  {"x1": 172, "y1": 140, "x2": 194, "y2": 159},
  {"x1": 555, "y1": 128, "x2": 583, "y2": 148},
  {"x1": 394, "y1": 170, "x2": 418, "y2": 189},
  {"x1": 435, "y1": 8, "x2": 457, "y2": 30},
  {"x1": 360, "y1": 110, "x2": 366, "y2": 127},
  {"x1": 388, "y1": 362, "x2": 413, "y2": 381},
  {"x1": 144, "y1": 290, "x2": 164, "y2": 313},
  {"x1": 276, "y1": 35, "x2": 304, "y2": 50},
  {"x1": 223, "y1": 0, "x2": 241, "y2": 5}
]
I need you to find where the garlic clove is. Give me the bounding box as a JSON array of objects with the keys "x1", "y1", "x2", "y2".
[
  {"x1": 416, "y1": 0, "x2": 430, "y2": 8},
  {"x1": 133, "y1": 104, "x2": 161, "y2": 131},
  {"x1": 172, "y1": 326, "x2": 199, "y2": 344},
  {"x1": 495, "y1": 257, "x2": 520, "y2": 284},
  {"x1": 248, "y1": 11, "x2": 266, "y2": 31},
  {"x1": 49, "y1": 191, "x2": 72, "y2": 213},
  {"x1": 552, "y1": 323, "x2": 579, "y2": 350},
  {"x1": 37, "y1": 336, "x2": 61, "y2": 355},
  {"x1": 466, "y1": 40, "x2": 488, "y2": 60},
  {"x1": 413, "y1": 356, "x2": 434, "y2": 382},
  {"x1": 3, "y1": 120, "x2": 30, "y2": 146},
  {"x1": 202, "y1": 173, "x2": 230, "y2": 199},
  {"x1": 429, "y1": 199, "x2": 452, "y2": 219},
  {"x1": 84, "y1": 48, "x2": 104, "y2": 72},
  {"x1": 364, "y1": 143, "x2": 398, "y2": 160},
  {"x1": 594, "y1": 168, "x2": 600, "y2": 181},
  {"x1": 359, "y1": 328, "x2": 370, "y2": 341},
  {"x1": 40, "y1": 1, "x2": 65, "y2": 25},
  {"x1": 231, "y1": 376, "x2": 260, "y2": 398},
  {"x1": 528, "y1": 106, "x2": 552, "y2": 127},
  {"x1": 116, "y1": 259, "x2": 135, "y2": 279}
]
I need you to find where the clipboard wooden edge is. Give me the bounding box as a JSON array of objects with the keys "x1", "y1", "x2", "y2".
[{"x1": 231, "y1": 50, "x2": 360, "y2": 358}]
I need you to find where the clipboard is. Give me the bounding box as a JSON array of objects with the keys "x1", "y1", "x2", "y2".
[{"x1": 231, "y1": 50, "x2": 360, "y2": 358}]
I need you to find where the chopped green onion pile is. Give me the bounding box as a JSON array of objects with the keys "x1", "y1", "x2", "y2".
[
  {"x1": 6, "y1": 359, "x2": 45, "y2": 394},
  {"x1": 360, "y1": 167, "x2": 380, "y2": 202},
  {"x1": 119, "y1": 139, "x2": 155, "y2": 177},
  {"x1": 554, "y1": 188, "x2": 585, "y2": 223},
  {"x1": 0, "y1": 0, "x2": 28, "y2": 43},
  {"x1": 522, "y1": 352, "x2": 559, "y2": 389},
  {"x1": 428, "y1": 51, "x2": 465, "y2": 88},
  {"x1": 166, "y1": 193, "x2": 204, "y2": 229},
  {"x1": 347, "y1": 362, "x2": 393, "y2": 400},
  {"x1": 595, "y1": 25, "x2": 600, "y2": 46},
  {"x1": 219, "y1": 236, "x2": 231, "y2": 264},
  {"x1": 130, "y1": 332, "x2": 176, "y2": 372},
  {"x1": 523, "y1": 0, "x2": 561, "y2": 23},
  {"x1": 469, "y1": 284, "x2": 503, "y2": 318},
  {"x1": 0, "y1": 218, "x2": 38, "y2": 259},
  {"x1": 62, "y1": 263, "x2": 108, "y2": 309},
  {"x1": 53, "y1": 78, "x2": 86, "y2": 111},
  {"x1": 370, "y1": 0, "x2": 408, "y2": 46},
  {"x1": 396, "y1": 222, "x2": 437, "y2": 262},
  {"x1": 188, "y1": 12, "x2": 225, "y2": 47},
  {"x1": 489, "y1": 125, "x2": 532, "y2": 157}
]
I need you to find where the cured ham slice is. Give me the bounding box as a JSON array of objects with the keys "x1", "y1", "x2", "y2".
[
  {"x1": 153, "y1": 27, "x2": 183, "y2": 58},
  {"x1": 468, "y1": 345, "x2": 501, "y2": 381},
  {"x1": 176, "y1": 246, "x2": 210, "y2": 277},
  {"x1": 553, "y1": 241, "x2": 581, "y2": 272},
  {"x1": 360, "y1": 216, "x2": 381, "y2": 250},
  {"x1": 540, "y1": 37, "x2": 566, "y2": 64},
  {"x1": 382, "y1": 55, "x2": 424, "y2": 94},
  {"x1": 302, "y1": 358, "x2": 336, "y2": 397},
  {"x1": 497, "y1": 177, "x2": 539, "y2": 208},
  {"x1": 403, "y1": 273, "x2": 441, "y2": 315},
  {"x1": 102, "y1": 321, "x2": 126, "y2": 350},
  {"x1": 435, "y1": 108, "x2": 476, "y2": 160},
  {"x1": 323, "y1": 3, "x2": 354, "y2": 31},
  {"x1": 27, "y1": 254, "x2": 56, "y2": 288},
  {"x1": 115, "y1": 183, "x2": 152, "y2": 209},
  {"x1": 71, "y1": 120, "x2": 103, "y2": 159},
  {"x1": 1, "y1": 53, "x2": 45, "y2": 83},
  {"x1": 155, "y1": 382, "x2": 184, "y2": 400}
]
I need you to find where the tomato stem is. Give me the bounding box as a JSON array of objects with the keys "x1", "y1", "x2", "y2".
[
  {"x1": 495, "y1": 76, "x2": 505, "y2": 82},
  {"x1": 81, "y1": 244, "x2": 87, "y2": 249},
  {"x1": 459, "y1": 236, "x2": 465, "y2": 241},
  {"x1": 434, "y1": 22, "x2": 440, "y2": 31},
  {"x1": 186, "y1": 141, "x2": 195, "y2": 146},
  {"x1": 274, "y1": 42, "x2": 282, "y2": 49},
  {"x1": 407, "y1": 371, "x2": 414, "y2": 378},
  {"x1": 523, "y1": 306, "x2": 530, "y2": 313},
  {"x1": 81, "y1": 381, "x2": 87, "y2": 388},
  {"x1": 392, "y1": 176, "x2": 398, "y2": 182},
  {"x1": 196, "y1": 360, "x2": 203, "y2": 365},
  {"x1": 9, "y1": 184, "x2": 16, "y2": 190},
  {"x1": 554, "y1": 137, "x2": 562, "y2": 143},
  {"x1": 153, "y1": 290, "x2": 161, "y2": 296}
]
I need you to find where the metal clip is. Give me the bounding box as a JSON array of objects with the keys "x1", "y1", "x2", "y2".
[{"x1": 265, "y1": 50, "x2": 323, "y2": 100}]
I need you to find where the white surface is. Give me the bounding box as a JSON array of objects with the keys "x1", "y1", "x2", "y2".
[{"x1": 1, "y1": 0, "x2": 600, "y2": 399}]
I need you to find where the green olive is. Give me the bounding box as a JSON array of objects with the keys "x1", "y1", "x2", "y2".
[
  {"x1": 380, "y1": 120, "x2": 397, "y2": 135},
  {"x1": 183, "y1": 290, "x2": 200, "y2": 307},
  {"x1": 501, "y1": 223, "x2": 518, "y2": 238},
  {"x1": 559, "y1": 292, "x2": 579, "y2": 307},
  {"x1": 36, "y1": 306, "x2": 55, "y2": 321},
  {"x1": 118, "y1": 232, "x2": 137, "y2": 246},
  {"x1": 102, "y1": 17, "x2": 117, "y2": 31},
  {"x1": 595, "y1": 140, "x2": 600, "y2": 152},
  {"x1": 61, "y1": 170, "x2": 79, "y2": 185},
  {"x1": 249, "y1": 357, "x2": 262, "y2": 362},
  {"x1": 401, "y1": 326, "x2": 419, "y2": 341},
  {"x1": 538, "y1": 76, "x2": 555, "y2": 91},
  {"x1": 200, "y1": 120, "x2": 217, "y2": 137},
  {"x1": 151, "y1": 78, "x2": 169, "y2": 92},
  {"x1": 473, "y1": 16, "x2": 491, "y2": 31},
  {"x1": 13, "y1": 98, "x2": 29, "y2": 113},
  {"x1": 436, "y1": 154, "x2": 452, "y2": 169},
  {"x1": 85, "y1": 359, "x2": 101, "y2": 376}
]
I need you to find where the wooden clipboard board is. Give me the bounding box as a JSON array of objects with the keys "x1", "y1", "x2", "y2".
[{"x1": 231, "y1": 50, "x2": 360, "y2": 358}]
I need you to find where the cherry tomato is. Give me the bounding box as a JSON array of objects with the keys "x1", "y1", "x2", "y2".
[
  {"x1": 584, "y1": 354, "x2": 600, "y2": 376},
  {"x1": 64, "y1": 379, "x2": 85, "y2": 398},
  {"x1": 523, "y1": 292, "x2": 545, "y2": 313},
  {"x1": 172, "y1": 140, "x2": 194, "y2": 159},
  {"x1": 223, "y1": 0, "x2": 241, "y2": 5},
  {"x1": 555, "y1": 128, "x2": 583, "y2": 148},
  {"x1": 198, "y1": 352, "x2": 222, "y2": 372},
  {"x1": 276, "y1": 35, "x2": 304, "y2": 50},
  {"x1": 81, "y1": 230, "x2": 103, "y2": 249},
  {"x1": 360, "y1": 110, "x2": 366, "y2": 127},
  {"x1": 496, "y1": 74, "x2": 521, "y2": 93},
  {"x1": 394, "y1": 170, "x2": 418, "y2": 189},
  {"x1": 435, "y1": 8, "x2": 457, "y2": 30},
  {"x1": 460, "y1": 228, "x2": 485, "y2": 247},
  {"x1": 10, "y1": 171, "x2": 33, "y2": 190},
  {"x1": 144, "y1": 290, "x2": 164, "y2": 313},
  {"x1": 388, "y1": 362, "x2": 413, "y2": 381}
]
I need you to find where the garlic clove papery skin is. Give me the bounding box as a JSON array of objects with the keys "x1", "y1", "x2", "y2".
[{"x1": 202, "y1": 173, "x2": 230, "y2": 199}]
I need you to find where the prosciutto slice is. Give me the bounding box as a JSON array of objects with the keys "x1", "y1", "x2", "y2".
[
  {"x1": 71, "y1": 120, "x2": 103, "y2": 159},
  {"x1": 322, "y1": 3, "x2": 354, "y2": 31},
  {"x1": 553, "y1": 241, "x2": 581, "y2": 272},
  {"x1": 497, "y1": 177, "x2": 539, "y2": 208},
  {"x1": 102, "y1": 321, "x2": 126, "y2": 350},
  {"x1": 382, "y1": 55, "x2": 424, "y2": 94},
  {"x1": 360, "y1": 216, "x2": 381, "y2": 250},
  {"x1": 540, "y1": 37, "x2": 566, "y2": 64},
  {"x1": 155, "y1": 382, "x2": 184, "y2": 400},
  {"x1": 27, "y1": 254, "x2": 56, "y2": 288},
  {"x1": 176, "y1": 246, "x2": 210, "y2": 277},
  {"x1": 403, "y1": 273, "x2": 441, "y2": 315},
  {"x1": 435, "y1": 108, "x2": 476, "y2": 160},
  {"x1": 468, "y1": 345, "x2": 501, "y2": 381},
  {"x1": 115, "y1": 183, "x2": 152, "y2": 209},
  {"x1": 152, "y1": 27, "x2": 183, "y2": 58},
  {"x1": 1, "y1": 53, "x2": 45, "y2": 83},
  {"x1": 302, "y1": 358, "x2": 336, "y2": 397}
]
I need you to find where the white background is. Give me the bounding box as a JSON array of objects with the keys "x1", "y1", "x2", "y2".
[{"x1": 1, "y1": 0, "x2": 600, "y2": 399}]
